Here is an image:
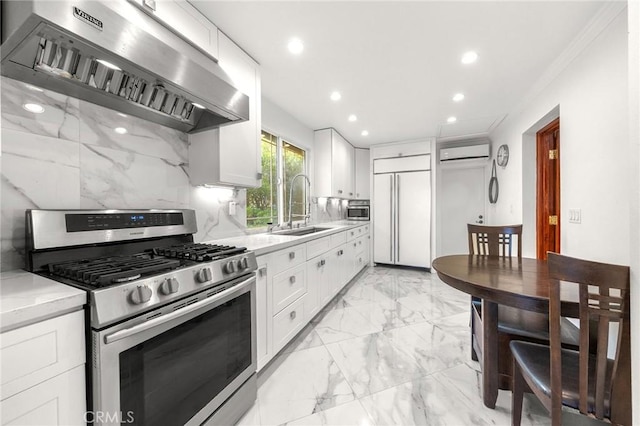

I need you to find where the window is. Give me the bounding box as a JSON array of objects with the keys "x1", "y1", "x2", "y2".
[{"x1": 246, "y1": 131, "x2": 307, "y2": 228}]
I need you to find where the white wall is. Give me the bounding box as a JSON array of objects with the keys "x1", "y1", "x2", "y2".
[
  {"x1": 628, "y1": 0, "x2": 639, "y2": 421},
  {"x1": 488, "y1": 8, "x2": 629, "y2": 265},
  {"x1": 261, "y1": 96, "x2": 314, "y2": 151}
]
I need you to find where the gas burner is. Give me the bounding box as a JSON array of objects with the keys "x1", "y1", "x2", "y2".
[
  {"x1": 152, "y1": 243, "x2": 247, "y2": 262},
  {"x1": 49, "y1": 254, "x2": 182, "y2": 287}
]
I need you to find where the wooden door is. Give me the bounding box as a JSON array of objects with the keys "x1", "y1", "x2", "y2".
[{"x1": 536, "y1": 118, "x2": 560, "y2": 259}]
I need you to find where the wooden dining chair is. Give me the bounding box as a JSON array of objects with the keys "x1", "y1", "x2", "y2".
[
  {"x1": 467, "y1": 224, "x2": 580, "y2": 390},
  {"x1": 510, "y1": 253, "x2": 631, "y2": 426}
]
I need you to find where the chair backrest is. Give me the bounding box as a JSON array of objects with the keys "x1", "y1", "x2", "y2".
[
  {"x1": 467, "y1": 224, "x2": 522, "y2": 257},
  {"x1": 546, "y1": 252, "x2": 631, "y2": 424}
]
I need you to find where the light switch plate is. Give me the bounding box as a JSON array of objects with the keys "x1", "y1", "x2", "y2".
[
  {"x1": 568, "y1": 208, "x2": 581, "y2": 223},
  {"x1": 229, "y1": 201, "x2": 237, "y2": 216}
]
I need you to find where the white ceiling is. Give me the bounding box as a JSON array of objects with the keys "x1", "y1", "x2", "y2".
[{"x1": 191, "y1": 1, "x2": 606, "y2": 147}]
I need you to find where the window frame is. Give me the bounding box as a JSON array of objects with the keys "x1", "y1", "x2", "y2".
[{"x1": 246, "y1": 131, "x2": 308, "y2": 229}]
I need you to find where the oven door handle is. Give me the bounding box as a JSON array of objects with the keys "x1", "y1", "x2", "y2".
[{"x1": 104, "y1": 274, "x2": 255, "y2": 345}]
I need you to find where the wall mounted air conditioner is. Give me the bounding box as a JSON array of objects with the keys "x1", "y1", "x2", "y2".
[{"x1": 439, "y1": 144, "x2": 490, "y2": 162}]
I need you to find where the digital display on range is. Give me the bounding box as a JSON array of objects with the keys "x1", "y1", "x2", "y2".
[{"x1": 65, "y1": 212, "x2": 184, "y2": 232}]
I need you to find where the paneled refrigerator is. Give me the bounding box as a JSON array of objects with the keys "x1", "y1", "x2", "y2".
[{"x1": 373, "y1": 155, "x2": 431, "y2": 268}]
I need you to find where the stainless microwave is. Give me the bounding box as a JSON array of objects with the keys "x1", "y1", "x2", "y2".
[{"x1": 347, "y1": 200, "x2": 370, "y2": 221}]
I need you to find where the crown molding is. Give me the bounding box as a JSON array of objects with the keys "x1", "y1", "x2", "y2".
[{"x1": 509, "y1": 1, "x2": 627, "y2": 118}]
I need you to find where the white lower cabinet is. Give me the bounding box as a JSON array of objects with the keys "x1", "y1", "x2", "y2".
[
  {"x1": 256, "y1": 225, "x2": 370, "y2": 371},
  {"x1": 256, "y1": 260, "x2": 270, "y2": 370},
  {"x1": 305, "y1": 253, "x2": 331, "y2": 322},
  {"x1": 1, "y1": 310, "x2": 86, "y2": 426},
  {"x1": 272, "y1": 296, "x2": 306, "y2": 354},
  {"x1": 1, "y1": 365, "x2": 85, "y2": 426}
]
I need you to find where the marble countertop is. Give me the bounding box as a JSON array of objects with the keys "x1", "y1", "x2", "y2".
[
  {"x1": 0, "y1": 270, "x2": 86, "y2": 333},
  {"x1": 205, "y1": 221, "x2": 369, "y2": 257}
]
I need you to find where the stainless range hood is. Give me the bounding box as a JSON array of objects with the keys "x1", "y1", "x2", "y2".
[{"x1": 1, "y1": 0, "x2": 249, "y2": 133}]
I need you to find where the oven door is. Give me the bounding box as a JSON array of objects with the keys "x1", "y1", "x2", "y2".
[{"x1": 92, "y1": 274, "x2": 256, "y2": 426}]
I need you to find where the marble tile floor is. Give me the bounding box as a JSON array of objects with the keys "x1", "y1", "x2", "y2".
[{"x1": 236, "y1": 265, "x2": 596, "y2": 426}]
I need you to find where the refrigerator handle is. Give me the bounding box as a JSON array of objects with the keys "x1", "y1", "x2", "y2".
[
  {"x1": 390, "y1": 174, "x2": 393, "y2": 262},
  {"x1": 397, "y1": 174, "x2": 400, "y2": 263}
]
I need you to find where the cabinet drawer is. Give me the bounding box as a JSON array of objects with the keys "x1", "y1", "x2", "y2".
[
  {"x1": 272, "y1": 264, "x2": 307, "y2": 314},
  {"x1": 331, "y1": 231, "x2": 347, "y2": 248},
  {"x1": 270, "y1": 245, "x2": 306, "y2": 276},
  {"x1": 354, "y1": 225, "x2": 369, "y2": 238},
  {"x1": 346, "y1": 228, "x2": 359, "y2": 242},
  {"x1": 306, "y1": 236, "x2": 331, "y2": 259},
  {"x1": 1, "y1": 365, "x2": 85, "y2": 426},
  {"x1": 272, "y1": 297, "x2": 305, "y2": 353},
  {"x1": 1, "y1": 310, "x2": 85, "y2": 400}
]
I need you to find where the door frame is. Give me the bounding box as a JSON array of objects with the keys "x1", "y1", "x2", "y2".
[
  {"x1": 536, "y1": 118, "x2": 561, "y2": 259},
  {"x1": 436, "y1": 159, "x2": 488, "y2": 257}
]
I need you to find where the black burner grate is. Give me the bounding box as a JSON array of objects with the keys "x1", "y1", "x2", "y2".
[
  {"x1": 49, "y1": 254, "x2": 182, "y2": 287},
  {"x1": 152, "y1": 243, "x2": 246, "y2": 262}
]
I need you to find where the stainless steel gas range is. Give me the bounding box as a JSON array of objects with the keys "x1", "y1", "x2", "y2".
[{"x1": 25, "y1": 209, "x2": 257, "y2": 426}]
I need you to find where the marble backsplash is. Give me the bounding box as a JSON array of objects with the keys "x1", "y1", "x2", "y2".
[{"x1": 0, "y1": 77, "x2": 247, "y2": 272}]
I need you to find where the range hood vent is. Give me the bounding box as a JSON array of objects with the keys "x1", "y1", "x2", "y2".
[{"x1": 1, "y1": 1, "x2": 249, "y2": 133}]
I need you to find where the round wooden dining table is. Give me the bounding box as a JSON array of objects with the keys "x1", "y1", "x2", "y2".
[{"x1": 431, "y1": 254, "x2": 579, "y2": 409}]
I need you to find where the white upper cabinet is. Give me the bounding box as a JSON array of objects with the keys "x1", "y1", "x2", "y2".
[
  {"x1": 354, "y1": 148, "x2": 370, "y2": 199},
  {"x1": 129, "y1": 0, "x2": 219, "y2": 59},
  {"x1": 314, "y1": 128, "x2": 355, "y2": 198},
  {"x1": 189, "y1": 31, "x2": 262, "y2": 188},
  {"x1": 371, "y1": 140, "x2": 431, "y2": 159}
]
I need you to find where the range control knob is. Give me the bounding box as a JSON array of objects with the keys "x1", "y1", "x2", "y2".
[
  {"x1": 223, "y1": 261, "x2": 237, "y2": 274},
  {"x1": 196, "y1": 267, "x2": 213, "y2": 283},
  {"x1": 238, "y1": 257, "x2": 249, "y2": 270},
  {"x1": 129, "y1": 285, "x2": 152, "y2": 305},
  {"x1": 160, "y1": 277, "x2": 179, "y2": 295}
]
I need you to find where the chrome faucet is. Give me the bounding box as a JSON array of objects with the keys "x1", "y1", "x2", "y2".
[{"x1": 287, "y1": 173, "x2": 311, "y2": 229}]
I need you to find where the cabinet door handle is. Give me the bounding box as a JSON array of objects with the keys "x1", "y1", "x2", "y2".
[
  {"x1": 318, "y1": 259, "x2": 325, "y2": 267},
  {"x1": 290, "y1": 310, "x2": 297, "y2": 320},
  {"x1": 338, "y1": 189, "x2": 343, "y2": 194},
  {"x1": 289, "y1": 276, "x2": 296, "y2": 284},
  {"x1": 289, "y1": 252, "x2": 296, "y2": 260},
  {"x1": 353, "y1": 243, "x2": 357, "y2": 247},
  {"x1": 258, "y1": 267, "x2": 267, "y2": 277}
]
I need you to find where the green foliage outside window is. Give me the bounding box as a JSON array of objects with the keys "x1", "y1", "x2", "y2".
[{"x1": 247, "y1": 132, "x2": 306, "y2": 228}]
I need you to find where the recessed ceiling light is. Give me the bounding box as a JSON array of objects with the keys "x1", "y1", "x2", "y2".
[
  {"x1": 348, "y1": 114, "x2": 357, "y2": 122},
  {"x1": 452, "y1": 93, "x2": 465, "y2": 102},
  {"x1": 114, "y1": 127, "x2": 128, "y2": 134},
  {"x1": 361, "y1": 130, "x2": 369, "y2": 136},
  {"x1": 192, "y1": 103, "x2": 205, "y2": 109},
  {"x1": 330, "y1": 91, "x2": 341, "y2": 101},
  {"x1": 447, "y1": 116, "x2": 457, "y2": 123},
  {"x1": 22, "y1": 103, "x2": 45, "y2": 114},
  {"x1": 461, "y1": 51, "x2": 478, "y2": 64},
  {"x1": 96, "y1": 59, "x2": 121, "y2": 71},
  {"x1": 117, "y1": 113, "x2": 128, "y2": 118},
  {"x1": 288, "y1": 38, "x2": 304, "y2": 55}
]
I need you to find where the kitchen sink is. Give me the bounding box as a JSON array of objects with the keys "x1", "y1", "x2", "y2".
[{"x1": 273, "y1": 227, "x2": 332, "y2": 236}]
